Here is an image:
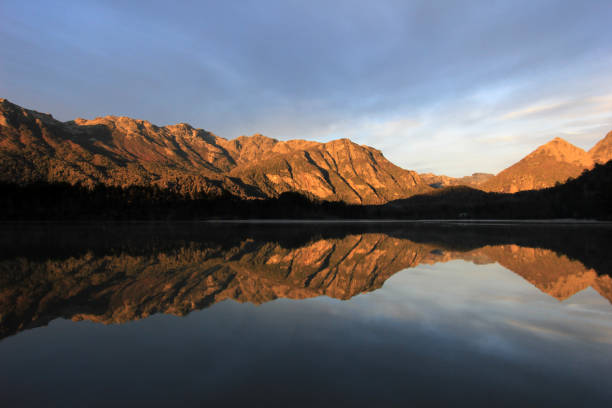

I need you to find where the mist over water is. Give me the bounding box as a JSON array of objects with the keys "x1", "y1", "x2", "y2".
[{"x1": 1, "y1": 222, "x2": 611, "y2": 407}]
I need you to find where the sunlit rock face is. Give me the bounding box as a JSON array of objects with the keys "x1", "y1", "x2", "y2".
[
  {"x1": 589, "y1": 131, "x2": 612, "y2": 165},
  {"x1": 4, "y1": 97, "x2": 611, "y2": 199},
  {"x1": 0, "y1": 98, "x2": 428, "y2": 204},
  {"x1": 0, "y1": 98, "x2": 247, "y2": 196},
  {"x1": 1, "y1": 232, "x2": 610, "y2": 339},
  {"x1": 482, "y1": 136, "x2": 612, "y2": 193},
  {"x1": 230, "y1": 138, "x2": 428, "y2": 204}
]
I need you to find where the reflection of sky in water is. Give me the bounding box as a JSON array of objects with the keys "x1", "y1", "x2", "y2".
[
  {"x1": 362, "y1": 261, "x2": 612, "y2": 346},
  {"x1": 1, "y1": 260, "x2": 611, "y2": 407}
]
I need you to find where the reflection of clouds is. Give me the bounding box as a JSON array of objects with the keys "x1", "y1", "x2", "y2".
[
  {"x1": 505, "y1": 316, "x2": 612, "y2": 346},
  {"x1": 3, "y1": 253, "x2": 612, "y2": 405},
  {"x1": 473, "y1": 332, "x2": 518, "y2": 358},
  {"x1": 504, "y1": 320, "x2": 574, "y2": 340},
  {"x1": 327, "y1": 260, "x2": 612, "y2": 361}
]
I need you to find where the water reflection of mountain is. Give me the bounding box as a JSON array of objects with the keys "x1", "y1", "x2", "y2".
[{"x1": 1, "y1": 222, "x2": 611, "y2": 339}]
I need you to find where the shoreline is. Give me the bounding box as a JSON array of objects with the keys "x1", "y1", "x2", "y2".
[{"x1": 1, "y1": 218, "x2": 612, "y2": 226}]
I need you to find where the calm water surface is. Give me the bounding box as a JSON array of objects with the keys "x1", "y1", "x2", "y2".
[{"x1": 0, "y1": 222, "x2": 611, "y2": 407}]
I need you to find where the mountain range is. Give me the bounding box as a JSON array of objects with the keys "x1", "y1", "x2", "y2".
[
  {"x1": 1, "y1": 97, "x2": 611, "y2": 201},
  {"x1": 0, "y1": 98, "x2": 426, "y2": 204}
]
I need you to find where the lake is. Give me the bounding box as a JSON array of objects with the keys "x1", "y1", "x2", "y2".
[{"x1": 1, "y1": 222, "x2": 611, "y2": 407}]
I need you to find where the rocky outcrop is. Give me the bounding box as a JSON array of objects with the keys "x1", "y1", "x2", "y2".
[{"x1": 0, "y1": 98, "x2": 429, "y2": 204}]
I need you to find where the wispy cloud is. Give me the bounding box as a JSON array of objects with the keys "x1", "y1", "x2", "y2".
[
  {"x1": 500, "y1": 100, "x2": 569, "y2": 120},
  {"x1": 1, "y1": 0, "x2": 612, "y2": 175}
]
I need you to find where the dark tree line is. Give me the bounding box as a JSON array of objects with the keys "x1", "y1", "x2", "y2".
[
  {"x1": 1, "y1": 161, "x2": 611, "y2": 220},
  {"x1": 387, "y1": 161, "x2": 612, "y2": 220}
]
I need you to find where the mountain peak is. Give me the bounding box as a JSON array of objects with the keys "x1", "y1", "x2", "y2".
[
  {"x1": 481, "y1": 135, "x2": 596, "y2": 193},
  {"x1": 550, "y1": 136, "x2": 568, "y2": 143},
  {"x1": 233, "y1": 133, "x2": 278, "y2": 144},
  {"x1": 530, "y1": 136, "x2": 591, "y2": 167},
  {"x1": 480, "y1": 130, "x2": 611, "y2": 193},
  {"x1": 539, "y1": 136, "x2": 576, "y2": 150},
  {"x1": 0, "y1": 98, "x2": 57, "y2": 126}
]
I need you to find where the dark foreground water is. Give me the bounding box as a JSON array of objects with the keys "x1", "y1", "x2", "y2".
[{"x1": 1, "y1": 222, "x2": 611, "y2": 407}]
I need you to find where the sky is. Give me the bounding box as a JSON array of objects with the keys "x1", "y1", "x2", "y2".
[{"x1": 1, "y1": 0, "x2": 611, "y2": 176}]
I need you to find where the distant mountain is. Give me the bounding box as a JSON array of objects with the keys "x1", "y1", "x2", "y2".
[
  {"x1": 0, "y1": 98, "x2": 428, "y2": 204},
  {"x1": 420, "y1": 172, "x2": 494, "y2": 188},
  {"x1": 482, "y1": 135, "x2": 611, "y2": 193}
]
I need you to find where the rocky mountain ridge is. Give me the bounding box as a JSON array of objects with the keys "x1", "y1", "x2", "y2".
[
  {"x1": 2, "y1": 98, "x2": 611, "y2": 198},
  {"x1": 0, "y1": 98, "x2": 428, "y2": 204}
]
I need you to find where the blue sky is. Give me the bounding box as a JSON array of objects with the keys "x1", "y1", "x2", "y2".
[{"x1": 2, "y1": 0, "x2": 611, "y2": 176}]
